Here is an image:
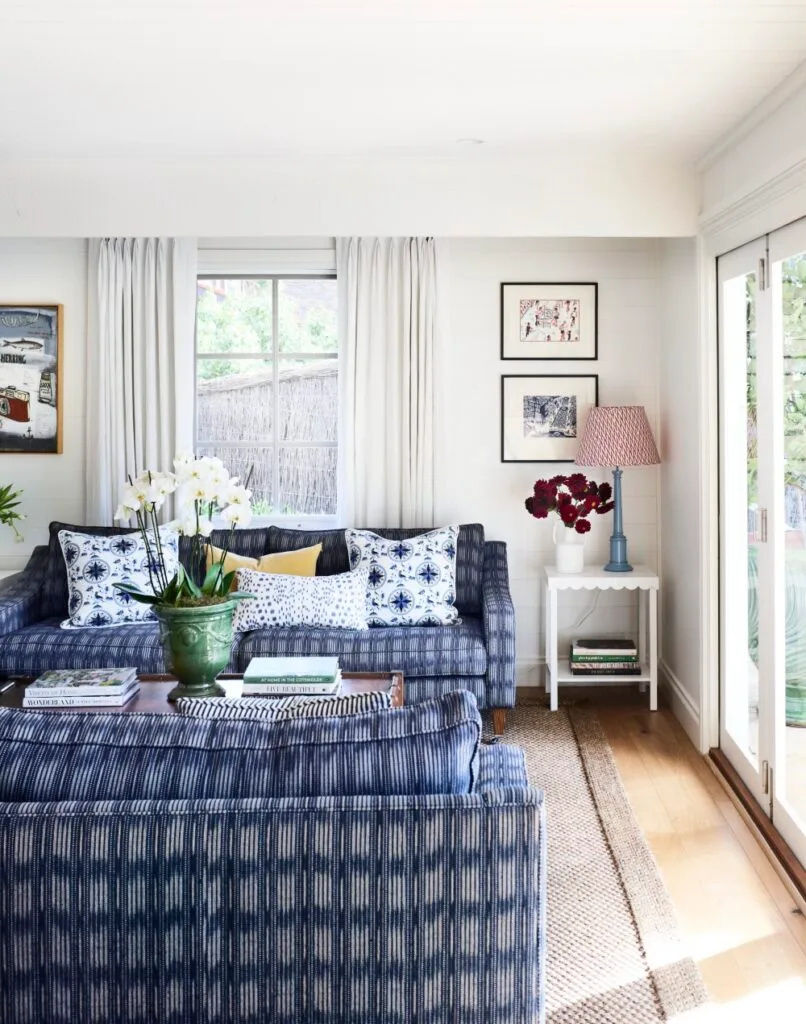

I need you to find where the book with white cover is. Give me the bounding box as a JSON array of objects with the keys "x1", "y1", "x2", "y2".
[
  {"x1": 23, "y1": 681, "x2": 141, "y2": 708},
  {"x1": 243, "y1": 656, "x2": 340, "y2": 685},
  {"x1": 28, "y1": 667, "x2": 138, "y2": 696}
]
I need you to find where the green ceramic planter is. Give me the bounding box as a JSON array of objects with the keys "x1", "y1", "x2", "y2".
[{"x1": 154, "y1": 600, "x2": 238, "y2": 701}]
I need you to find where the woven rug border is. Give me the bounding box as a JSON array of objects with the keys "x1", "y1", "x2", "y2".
[{"x1": 566, "y1": 705, "x2": 710, "y2": 1019}]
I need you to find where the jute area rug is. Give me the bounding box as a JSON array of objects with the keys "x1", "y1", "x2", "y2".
[{"x1": 498, "y1": 704, "x2": 709, "y2": 1023}]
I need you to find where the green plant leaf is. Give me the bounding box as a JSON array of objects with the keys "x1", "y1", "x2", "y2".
[
  {"x1": 113, "y1": 582, "x2": 161, "y2": 605},
  {"x1": 228, "y1": 590, "x2": 256, "y2": 600}
]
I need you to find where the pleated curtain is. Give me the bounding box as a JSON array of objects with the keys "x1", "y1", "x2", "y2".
[
  {"x1": 336, "y1": 237, "x2": 437, "y2": 528},
  {"x1": 85, "y1": 238, "x2": 198, "y2": 524}
]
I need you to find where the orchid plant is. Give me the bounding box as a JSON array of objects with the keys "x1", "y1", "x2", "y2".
[
  {"x1": 0, "y1": 484, "x2": 25, "y2": 543},
  {"x1": 114, "y1": 454, "x2": 254, "y2": 607}
]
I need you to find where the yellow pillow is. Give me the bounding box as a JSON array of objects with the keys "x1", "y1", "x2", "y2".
[{"x1": 206, "y1": 542, "x2": 322, "y2": 577}]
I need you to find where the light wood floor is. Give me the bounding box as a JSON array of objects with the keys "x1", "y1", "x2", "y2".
[{"x1": 577, "y1": 693, "x2": 806, "y2": 1021}]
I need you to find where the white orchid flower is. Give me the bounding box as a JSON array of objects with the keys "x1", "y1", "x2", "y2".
[
  {"x1": 198, "y1": 518, "x2": 215, "y2": 538},
  {"x1": 221, "y1": 503, "x2": 253, "y2": 528},
  {"x1": 222, "y1": 482, "x2": 252, "y2": 507}
]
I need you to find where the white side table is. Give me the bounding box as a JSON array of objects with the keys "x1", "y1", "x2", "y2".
[{"x1": 542, "y1": 565, "x2": 659, "y2": 712}]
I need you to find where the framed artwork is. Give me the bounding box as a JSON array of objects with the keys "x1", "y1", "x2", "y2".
[
  {"x1": 500, "y1": 282, "x2": 598, "y2": 360},
  {"x1": 0, "y1": 305, "x2": 63, "y2": 453},
  {"x1": 501, "y1": 374, "x2": 598, "y2": 463}
]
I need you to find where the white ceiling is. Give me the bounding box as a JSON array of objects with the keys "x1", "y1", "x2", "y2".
[{"x1": 2, "y1": 0, "x2": 806, "y2": 162}]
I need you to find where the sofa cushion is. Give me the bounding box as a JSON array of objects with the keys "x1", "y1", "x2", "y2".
[
  {"x1": 236, "y1": 614, "x2": 487, "y2": 677},
  {"x1": 0, "y1": 619, "x2": 242, "y2": 676},
  {"x1": 268, "y1": 523, "x2": 485, "y2": 614},
  {"x1": 346, "y1": 525, "x2": 460, "y2": 626},
  {"x1": 58, "y1": 527, "x2": 180, "y2": 629},
  {"x1": 233, "y1": 567, "x2": 369, "y2": 631},
  {"x1": 206, "y1": 541, "x2": 321, "y2": 577},
  {"x1": 176, "y1": 689, "x2": 393, "y2": 720},
  {"x1": 476, "y1": 743, "x2": 529, "y2": 791},
  {"x1": 0, "y1": 690, "x2": 481, "y2": 801}
]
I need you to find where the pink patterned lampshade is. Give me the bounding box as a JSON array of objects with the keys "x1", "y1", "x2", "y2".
[{"x1": 575, "y1": 406, "x2": 660, "y2": 467}]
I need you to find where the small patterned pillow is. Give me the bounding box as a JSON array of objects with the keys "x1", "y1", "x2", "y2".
[
  {"x1": 58, "y1": 527, "x2": 179, "y2": 629},
  {"x1": 233, "y1": 567, "x2": 370, "y2": 631},
  {"x1": 346, "y1": 525, "x2": 461, "y2": 626},
  {"x1": 176, "y1": 690, "x2": 392, "y2": 720}
]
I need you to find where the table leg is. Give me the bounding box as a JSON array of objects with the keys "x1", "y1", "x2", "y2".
[
  {"x1": 549, "y1": 588, "x2": 559, "y2": 712},
  {"x1": 638, "y1": 588, "x2": 647, "y2": 694},
  {"x1": 543, "y1": 578, "x2": 551, "y2": 693},
  {"x1": 649, "y1": 588, "x2": 658, "y2": 711}
]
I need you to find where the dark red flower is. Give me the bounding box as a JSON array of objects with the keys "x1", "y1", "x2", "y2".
[
  {"x1": 598, "y1": 481, "x2": 612, "y2": 502},
  {"x1": 559, "y1": 503, "x2": 578, "y2": 524},
  {"x1": 574, "y1": 518, "x2": 592, "y2": 534},
  {"x1": 549, "y1": 474, "x2": 566, "y2": 486},
  {"x1": 566, "y1": 473, "x2": 588, "y2": 499},
  {"x1": 596, "y1": 500, "x2": 615, "y2": 515},
  {"x1": 557, "y1": 492, "x2": 573, "y2": 507}
]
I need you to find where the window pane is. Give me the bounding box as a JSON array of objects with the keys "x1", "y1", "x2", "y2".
[
  {"x1": 278, "y1": 358, "x2": 338, "y2": 442},
  {"x1": 196, "y1": 279, "x2": 273, "y2": 354},
  {"x1": 197, "y1": 445, "x2": 274, "y2": 513},
  {"x1": 278, "y1": 278, "x2": 337, "y2": 354},
  {"x1": 197, "y1": 359, "x2": 273, "y2": 443},
  {"x1": 278, "y1": 446, "x2": 337, "y2": 515}
]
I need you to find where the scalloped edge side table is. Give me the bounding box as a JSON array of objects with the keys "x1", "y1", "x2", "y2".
[{"x1": 542, "y1": 565, "x2": 659, "y2": 712}]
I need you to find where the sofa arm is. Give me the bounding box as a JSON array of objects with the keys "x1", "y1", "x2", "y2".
[
  {"x1": 482, "y1": 540, "x2": 517, "y2": 708},
  {"x1": 0, "y1": 545, "x2": 47, "y2": 638},
  {"x1": 0, "y1": 790, "x2": 546, "y2": 1024}
]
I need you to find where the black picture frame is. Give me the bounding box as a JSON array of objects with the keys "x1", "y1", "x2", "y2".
[
  {"x1": 501, "y1": 373, "x2": 599, "y2": 463},
  {"x1": 500, "y1": 282, "x2": 598, "y2": 361}
]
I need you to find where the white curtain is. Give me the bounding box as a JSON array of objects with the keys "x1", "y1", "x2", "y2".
[
  {"x1": 85, "y1": 238, "x2": 198, "y2": 523},
  {"x1": 336, "y1": 237, "x2": 437, "y2": 527}
]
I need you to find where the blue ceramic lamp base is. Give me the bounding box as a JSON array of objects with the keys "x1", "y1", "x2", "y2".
[{"x1": 604, "y1": 467, "x2": 633, "y2": 573}]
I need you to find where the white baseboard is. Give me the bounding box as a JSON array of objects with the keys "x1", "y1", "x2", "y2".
[{"x1": 659, "y1": 659, "x2": 702, "y2": 751}]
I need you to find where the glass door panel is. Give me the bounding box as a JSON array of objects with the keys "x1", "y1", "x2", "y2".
[
  {"x1": 719, "y1": 239, "x2": 770, "y2": 810},
  {"x1": 769, "y1": 224, "x2": 806, "y2": 868}
]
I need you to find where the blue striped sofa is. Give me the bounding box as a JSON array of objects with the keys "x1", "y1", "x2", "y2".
[
  {"x1": 0, "y1": 522, "x2": 516, "y2": 716},
  {"x1": 0, "y1": 703, "x2": 546, "y2": 1024}
]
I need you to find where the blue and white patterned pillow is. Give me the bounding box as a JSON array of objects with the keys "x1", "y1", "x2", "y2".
[
  {"x1": 176, "y1": 690, "x2": 393, "y2": 720},
  {"x1": 233, "y1": 567, "x2": 370, "y2": 631},
  {"x1": 346, "y1": 525, "x2": 461, "y2": 627},
  {"x1": 58, "y1": 527, "x2": 179, "y2": 629}
]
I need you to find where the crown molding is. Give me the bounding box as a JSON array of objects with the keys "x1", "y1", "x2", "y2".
[
  {"x1": 699, "y1": 154, "x2": 806, "y2": 240},
  {"x1": 695, "y1": 60, "x2": 806, "y2": 174}
]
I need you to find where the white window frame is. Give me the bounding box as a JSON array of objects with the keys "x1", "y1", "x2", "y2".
[{"x1": 195, "y1": 270, "x2": 338, "y2": 528}]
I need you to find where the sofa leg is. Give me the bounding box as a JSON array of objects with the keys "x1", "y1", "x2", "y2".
[{"x1": 492, "y1": 709, "x2": 506, "y2": 736}]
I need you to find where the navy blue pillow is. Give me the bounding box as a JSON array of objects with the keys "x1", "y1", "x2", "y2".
[{"x1": 0, "y1": 690, "x2": 481, "y2": 801}]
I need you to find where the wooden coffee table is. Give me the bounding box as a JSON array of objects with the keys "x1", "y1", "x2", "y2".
[{"x1": 0, "y1": 671, "x2": 404, "y2": 713}]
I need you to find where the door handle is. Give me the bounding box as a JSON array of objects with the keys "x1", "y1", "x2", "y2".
[{"x1": 759, "y1": 508, "x2": 768, "y2": 543}]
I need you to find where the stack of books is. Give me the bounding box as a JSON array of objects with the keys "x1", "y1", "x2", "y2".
[
  {"x1": 242, "y1": 657, "x2": 341, "y2": 696},
  {"x1": 23, "y1": 668, "x2": 140, "y2": 707},
  {"x1": 569, "y1": 638, "x2": 641, "y2": 676}
]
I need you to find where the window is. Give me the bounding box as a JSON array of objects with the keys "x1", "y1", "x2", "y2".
[{"x1": 195, "y1": 276, "x2": 338, "y2": 517}]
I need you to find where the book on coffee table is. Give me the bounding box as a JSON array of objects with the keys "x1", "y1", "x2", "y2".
[
  {"x1": 242, "y1": 656, "x2": 341, "y2": 695},
  {"x1": 25, "y1": 667, "x2": 138, "y2": 697}
]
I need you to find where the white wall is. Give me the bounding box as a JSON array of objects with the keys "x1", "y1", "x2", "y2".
[
  {"x1": 0, "y1": 153, "x2": 698, "y2": 238},
  {"x1": 658, "y1": 238, "x2": 702, "y2": 746},
  {"x1": 0, "y1": 240, "x2": 87, "y2": 571},
  {"x1": 436, "y1": 238, "x2": 660, "y2": 685}
]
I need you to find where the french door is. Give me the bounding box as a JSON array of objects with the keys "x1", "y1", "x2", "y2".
[{"x1": 718, "y1": 220, "x2": 806, "y2": 869}]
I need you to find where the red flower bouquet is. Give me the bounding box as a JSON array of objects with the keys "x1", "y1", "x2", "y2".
[{"x1": 524, "y1": 473, "x2": 614, "y2": 535}]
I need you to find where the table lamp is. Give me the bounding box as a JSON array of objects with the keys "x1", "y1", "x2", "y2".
[{"x1": 575, "y1": 406, "x2": 660, "y2": 572}]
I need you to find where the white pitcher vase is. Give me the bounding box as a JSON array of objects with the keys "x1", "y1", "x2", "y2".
[{"x1": 553, "y1": 520, "x2": 585, "y2": 573}]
